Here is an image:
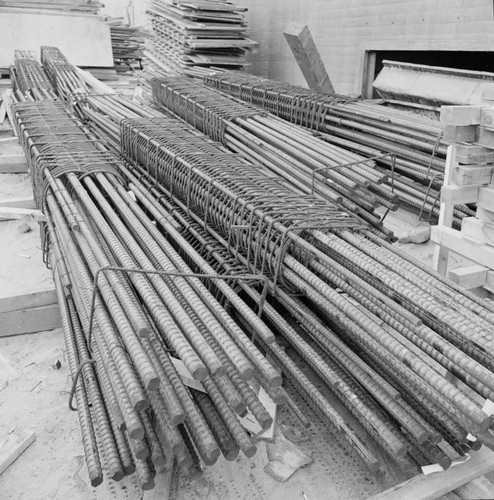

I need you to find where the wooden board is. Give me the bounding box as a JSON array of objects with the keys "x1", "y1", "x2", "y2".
[
  {"x1": 0, "y1": 288, "x2": 56, "y2": 314},
  {"x1": 448, "y1": 264, "x2": 489, "y2": 288},
  {"x1": 0, "y1": 155, "x2": 27, "y2": 173},
  {"x1": 368, "y1": 446, "x2": 494, "y2": 500},
  {"x1": 0, "y1": 207, "x2": 46, "y2": 222},
  {"x1": 0, "y1": 197, "x2": 35, "y2": 209},
  {"x1": 283, "y1": 23, "x2": 334, "y2": 94},
  {"x1": 0, "y1": 12, "x2": 112, "y2": 68},
  {"x1": 455, "y1": 475, "x2": 494, "y2": 499},
  {"x1": 0, "y1": 303, "x2": 61, "y2": 337},
  {"x1": 0, "y1": 429, "x2": 35, "y2": 476}
]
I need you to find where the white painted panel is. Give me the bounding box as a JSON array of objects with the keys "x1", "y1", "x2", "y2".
[{"x1": 0, "y1": 12, "x2": 113, "y2": 68}]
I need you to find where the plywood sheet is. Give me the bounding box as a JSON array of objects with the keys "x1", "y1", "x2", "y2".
[{"x1": 0, "y1": 12, "x2": 112, "y2": 68}]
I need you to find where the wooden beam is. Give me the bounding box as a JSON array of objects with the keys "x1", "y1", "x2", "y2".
[
  {"x1": 368, "y1": 447, "x2": 494, "y2": 500},
  {"x1": 0, "y1": 304, "x2": 61, "y2": 337},
  {"x1": 454, "y1": 476, "x2": 494, "y2": 499},
  {"x1": 283, "y1": 23, "x2": 334, "y2": 94},
  {"x1": 440, "y1": 105, "x2": 483, "y2": 126},
  {"x1": 0, "y1": 429, "x2": 35, "y2": 476},
  {"x1": 0, "y1": 289, "x2": 56, "y2": 314},
  {"x1": 0, "y1": 206, "x2": 45, "y2": 222},
  {"x1": 0, "y1": 197, "x2": 35, "y2": 209},
  {"x1": 0, "y1": 155, "x2": 27, "y2": 173},
  {"x1": 448, "y1": 264, "x2": 489, "y2": 289}
]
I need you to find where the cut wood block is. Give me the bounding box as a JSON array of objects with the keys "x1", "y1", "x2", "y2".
[
  {"x1": 453, "y1": 165, "x2": 494, "y2": 186},
  {"x1": 368, "y1": 446, "x2": 494, "y2": 500},
  {"x1": 283, "y1": 23, "x2": 334, "y2": 94},
  {"x1": 0, "y1": 207, "x2": 45, "y2": 222},
  {"x1": 462, "y1": 217, "x2": 494, "y2": 246},
  {"x1": 441, "y1": 185, "x2": 479, "y2": 205},
  {"x1": 0, "y1": 197, "x2": 35, "y2": 209},
  {"x1": 455, "y1": 144, "x2": 494, "y2": 165},
  {"x1": 0, "y1": 102, "x2": 6, "y2": 125},
  {"x1": 0, "y1": 303, "x2": 61, "y2": 337},
  {"x1": 440, "y1": 105, "x2": 482, "y2": 126},
  {"x1": 0, "y1": 289, "x2": 56, "y2": 314},
  {"x1": 478, "y1": 185, "x2": 494, "y2": 212},
  {"x1": 448, "y1": 264, "x2": 489, "y2": 289},
  {"x1": 443, "y1": 125, "x2": 477, "y2": 143},
  {"x1": 477, "y1": 207, "x2": 494, "y2": 224},
  {"x1": 2, "y1": 89, "x2": 16, "y2": 137},
  {"x1": 486, "y1": 270, "x2": 494, "y2": 293},
  {"x1": 432, "y1": 226, "x2": 494, "y2": 269},
  {"x1": 481, "y1": 107, "x2": 494, "y2": 129},
  {"x1": 0, "y1": 428, "x2": 35, "y2": 475},
  {"x1": 482, "y1": 83, "x2": 494, "y2": 103},
  {"x1": 0, "y1": 155, "x2": 27, "y2": 173},
  {"x1": 478, "y1": 127, "x2": 494, "y2": 149}
]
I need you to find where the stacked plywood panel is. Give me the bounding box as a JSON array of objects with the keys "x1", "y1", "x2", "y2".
[
  {"x1": 0, "y1": 0, "x2": 102, "y2": 14},
  {"x1": 106, "y1": 17, "x2": 145, "y2": 72},
  {"x1": 146, "y1": 0, "x2": 256, "y2": 78}
]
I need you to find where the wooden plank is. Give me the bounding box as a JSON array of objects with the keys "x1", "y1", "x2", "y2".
[
  {"x1": 0, "y1": 197, "x2": 35, "y2": 209},
  {"x1": 448, "y1": 264, "x2": 489, "y2": 289},
  {"x1": 0, "y1": 206, "x2": 45, "y2": 222},
  {"x1": 477, "y1": 207, "x2": 494, "y2": 224},
  {"x1": 461, "y1": 217, "x2": 494, "y2": 246},
  {"x1": 481, "y1": 107, "x2": 494, "y2": 129},
  {"x1": 440, "y1": 105, "x2": 483, "y2": 126},
  {"x1": 0, "y1": 303, "x2": 61, "y2": 337},
  {"x1": 2, "y1": 89, "x2": 16, "y2": 137},
  {"x1": 443, "y1": 125, "x2": 477, "y2": 143},
  {"x1": 432, "y1": 226, "x2": 494, "y2": 269},
  {"x1": 455, "y1": 143, "x2": 494, "y2": 164},
  {"x1": 0, "y1": 428, "x2": 35, "y2": 476},
  {"x1": 143, "y1": 465, "x2": 173, "y2": 500},
  {"x1": 453, "y1": 165, "x2": 494, "y2": 186},
  {"x1": 0, "y1": 155, "x2": 27, "y2": 173},
  {"x1": 368, "y1": 446, "x2": 494, "y2": 500},
  {"x1": 441, "y1": 185, "x2": 479, "y2": 205},
  {"x1": 478, "y1": 185, "x2": 494, "y2": 212},
  {"x1": 0, "y1": 12, "x2": 112, "y2": 68},
  {"x1": 0, "y1": 289, "x2": 56, "y2": 314},
  {"x1": 455, "y1": 475, "x2": 494, "y2": 499},
  {"x1": 478, "y1": 128, "x2": 494, "y2": 149},
  {"x1": 283, "y1": 23, "x2": 334, "y2": 94}
]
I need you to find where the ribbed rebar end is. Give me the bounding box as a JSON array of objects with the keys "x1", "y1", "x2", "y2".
[
  {"x1": 90, "y1": 475, "x2": 103, "y2": 488},
  {"x1": 201, "y1": 448, "x2": 221, "y2": 466},
  {"x1": 261, "y1": 333, "x2": 276, "y2": 345},
  {"x1": 152, "y1": 454, "x2": 167, "y2": 470},
  {"x1": 260, "y1": 416, "x2": 274, "y2": 431},
  {"x1": 237, "y1": 407, "x2": 248, "y2": 418},
  {"x1": 470, "y1": 440, "x2": 483, "y2": 452},
  {"x1": 416, "y1": 430, "x2": 430, "y2": 445},
  {"x1": 142, "y1": 480, "x2": 155, "y2": 491},
  {"x1": 267, "y1": 374, "x2": 283, "y2": 388},
  {"x1": 147, "y1": 377, "x2": 161, "y2": 391},
  {"x1": 239, "y1": 367, "x2": 255, "y2": 381},
  {"x1": 191, "y1": 366, "x2": 209, "y2": 381},
  {"x1": 223, "y1": 446, "x2": 240, "y2": 462},
  {"x1": 139, "y1": 327, "x2": 152, "y2": 338},
  {"x1": 170, "y1": 413, "x2": 186, "y2": 426},
  {"x1": 128, "y1": 426, "x2": 145, "y2": 441},
  {"x1": 110, "y1": 469, "x2": 125, "y2": 482},
  {"x1": 123, "y1": 463, "x2": 136, "y2": 476},
  {"x1": 243, "y1": 444, "x2": 257, "y2": 458}
]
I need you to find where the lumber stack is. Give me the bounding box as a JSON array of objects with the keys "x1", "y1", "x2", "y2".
[
  {"x1": 106, "y1": 17, "x2": 145, "y2": 72},
  {"x1": 145, "y1": 0, "x2": 256, "y2": 78}
]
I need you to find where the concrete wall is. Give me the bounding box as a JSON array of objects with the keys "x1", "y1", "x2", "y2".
[{"x1": 238, "y1": 0, "x2": 494, "y2": 95}]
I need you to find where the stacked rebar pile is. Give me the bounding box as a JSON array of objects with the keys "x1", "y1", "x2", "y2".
[
  {"x1": 204, "y1": 71, "x2": 476, "y2": 226},
  {"x1": 12, "y1": 58, "x2": 285, "y2": 488},
  {"x1": 17, "y1": 47, "x2": 494, "y2": 486},
  {"x1": 150, "y1": 76, "x2": 398, "y2": 239},
  {"x1": 145, "y1": 0, "x2": 257, "y2": 78}
]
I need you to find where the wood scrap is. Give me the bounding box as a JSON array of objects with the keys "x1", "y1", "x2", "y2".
[
  {"x1": 0, "y1": 428, "x2": 36, "y2": 476},
  {"x1": 0, "y1": 207, "x2": 45, "y2": 221},
  {"x1": 0, "y1": 197, "x2": 35, "y2": 209},
  {"x1": 0, "y1": 288, "x2": 56, "y2": 314},
  {"x1": 0, "y1": 303, "x2": 62, "y2": 337},
  {"x1": 0, "y1": 154, "x2": 27, "y2": 173}
]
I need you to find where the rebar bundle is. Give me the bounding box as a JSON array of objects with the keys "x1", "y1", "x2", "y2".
[
  {"x1": 12, "y1": 96, "x2": 285, "y2": 488},
  {"x1": 17, "y1": 46, "x2": 494, "y2": 487},
  {"x1": 150, "y1": 76, "x2": 398, "y2": 239},
  {"x1": 204, "y1": 71, "x2": 475, "y2": 226}
]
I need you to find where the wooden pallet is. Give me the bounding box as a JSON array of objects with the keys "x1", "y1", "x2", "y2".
[{"x1": 431, "y1": 111, "x2": 494, "y2": 298}]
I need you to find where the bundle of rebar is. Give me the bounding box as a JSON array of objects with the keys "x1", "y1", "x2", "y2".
[
  {"x1": 145, "y1": 0, "x2": 257, "y2": 79},
  {"x1": 19, "y1": 47, "x2": 494, "y2": 484},
  {"x1": 204, "y1": 71, "x2": 476, "y2": 226},
  {"x1": 12, "y1": 95, "x2": 284, "y2": 488},
  {"x1": 150, "y1": 76, "x2": 399, "y2": 239}
]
